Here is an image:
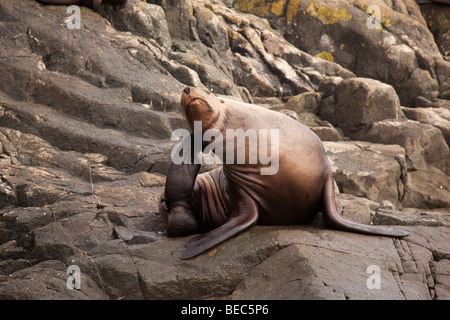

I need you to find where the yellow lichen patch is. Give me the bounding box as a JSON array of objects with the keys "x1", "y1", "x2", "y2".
[
  {"x1": 137, "y1": 1, "x2": 147, "y2": 10},
  {"x1": 204, "y1": 4, "x2": 216, "y2": 13},
  {"x1": 374, "y1": 7, "x2": 392, "y2": 31},
  {"x1": 306, "y1": 0, "x2": 352, "y2": 24},
  {"x1": 235, "y1": 0, "x2": 271, "y2": 17},
  {"x1": 227, "y1": 29, "x2": 238, "y2": 40},
  {"x1": 224, "y1": 13, "x2": 244, "y2": 27},
  {"x1": 358, "y1": 2, "x2": 394, "y2": 31},
  {"x1": 356, "y1": 0, "x2": 369, "y2": 13},
  {"x1": 199, "y1": 7, "x2": 214, "y2": 20},
  {"x1": 315, "y1": 51, "x2": 334, "y2": 62},
  {"x1": 286, "y1": 0, "x2": 300, "y2": 24},
  {"x1": 271, "y1": 0, "x2": 285, "y2": 16}
]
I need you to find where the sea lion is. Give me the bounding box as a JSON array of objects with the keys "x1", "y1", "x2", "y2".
[
  {"x1": 416, "y1": 0, "x2": 450, "y2": 5},
  {"x1": 160, "y1": 87, "x2": 409, "y2": 260},
  {"x1": 35, "y1": 0, "x2": 127, "y2": 11}
]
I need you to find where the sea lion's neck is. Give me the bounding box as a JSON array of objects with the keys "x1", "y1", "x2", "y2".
[{"x1": 208, "y1": 107, "x2": 228, "y2": 132}]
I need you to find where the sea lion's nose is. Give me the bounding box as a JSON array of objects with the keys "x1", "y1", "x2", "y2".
[{"x1": 183, "y1": 87, "x2": 190, "y2": 95}]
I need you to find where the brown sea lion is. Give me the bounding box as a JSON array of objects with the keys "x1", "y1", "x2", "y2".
[
  {"x1": 416, "y1": 0, "x2": 450, "y2": 5},
  {"x1": 160, "y1": 87, "x2": 409, "y2": 260},
  {"x1": 35, "y1": 0, "x2": 127, "y2": 11}
]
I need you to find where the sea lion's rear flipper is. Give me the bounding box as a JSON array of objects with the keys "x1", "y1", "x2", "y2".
[
  {"x1": 322, "y1": 174, "x2": 409, "y2": 237},
  {"x1": 181, "y1": 186, "x2": 259, "y2": 260}
]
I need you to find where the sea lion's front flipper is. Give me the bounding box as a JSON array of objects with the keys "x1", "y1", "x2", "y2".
[
  {"x1": 162, "y1": 133, "x2": 201, "y2": 236},
  {"x1": 181, "y1": 186, "x2": 259, "y2": 260},
  {"x1": 163, "y1": 133, "x2": 201, "y2": 206}
]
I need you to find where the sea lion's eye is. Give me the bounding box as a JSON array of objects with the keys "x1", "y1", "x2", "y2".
[
  {"x1": 220, "y1": 100, "x2": 225, "y2": 103},
  {"x1": 206, "y1": 102, "x2": 212, "y2": 111}
]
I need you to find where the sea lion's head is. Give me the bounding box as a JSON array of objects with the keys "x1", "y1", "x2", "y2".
[
  {"x1": 159, "y1": 196, "x2": 198, "y2": 237},
  {"x1": 181, "y1": 87, "x2": 222, "y2": 132}
]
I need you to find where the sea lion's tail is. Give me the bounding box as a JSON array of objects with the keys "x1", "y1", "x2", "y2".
[{"x1": 321, "y1": 174, "x2": 409, "y2": 237}]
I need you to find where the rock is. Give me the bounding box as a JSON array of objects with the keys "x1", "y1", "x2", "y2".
[
  {"x1": 1, "y1": 164, "x2": 92, "y2": 208},
  {"x1": 231, "y1": 235, "x2": 406, "y2": 300},
  {"x1": 271, "y1": 92, "x2": 321, "y2": 114},
  {"x1": 232, "y1": 52, "x2": 282, "y2": 97},
  {"x1": 318, "y1": 76, "x2": 343, "y2": 98},
  {"x1": 68, "y1": 240, "x2": 143, "y2": 300},
  {"x1": 167, "y1": 49, "x2": 237, "y2": 96},
  {"x1": 271, "y1": 95, "x2": 345, "y2": 142},
  {"x1": 333, "y1": 78, "x2": 402, "y2": 139},
  {"x1": 239, "y1": 27, "x2": 316, "y2": 94},
  {"x1": 212, "y1": 0, "x2": 355, "y2": 97},
  {"x1": 32, "y1": 211, "x2": 115, "y2": 261},
  {"x1": 431, "y1": 260, "x2": 450, "y2": 300},
  {"x1": 320, "y1": 77, "x2": 408, "y2": 141},
  {"x1": 432, "y1": 99, "x2": 450, "y2": 110},
  {"x1": 0, "y1": 240, "x2": 24, "y2": 260},
  {"x1": 324, "y1": 141, "x2": 405, "y2": 207},
  {"x1": 0, "y1": 260, "x2": 107, "y2": 299},
  {"x1": 364, "y1": 120, "x2": 450, "y2": 174},
  {"x1": 233, "y1": 0, "x2": 448, "y2": 106},
  {"x1": 0, "y1": 4, "x2": 183, "y2": 110},
  {"x1": 310, "y1": 125, "x2": 344, "y2": 142},
  {"x1": 121, "y1": 224, "x2": 447, "y2": 300},
  {"x1": 336, "y1": 193, "x2": 379, "y2": 225},
  {"x1": 398, "y1": 69, "x2": 439, "y2": 107},
  {"x1": 113, "y1": 226, "x2": 164, "y2": 245},
  {"x1": 193, "y1": 3, "x2": 230, "y2": 53},
  {"x1": 402, "y1": 107, "x2": 450, "y2": 146},
  {"x1": 0, "y1": 127, "x2": 126, "y2": 182},
  {"x1": 373, "y1": 207, "x2": 450, "y2": 227},
  {"x1": 0, "y1": 180, "x2": 15, "y2": 209},
  {"x1": 0, "y1": 97, "x2": 175, "y2": 174},
  {"x1": 99, "y1": 0, "x2": 172, "y2": 50},
  {"x1": 276, "y1": 109, "x2": 300, "y2": 121},
  {"x1": 420, "y1": 4, "x2": 450, "y2": 61},
  {"x1": 402, "y1": 169, "x2": 450, "y2": 209}
]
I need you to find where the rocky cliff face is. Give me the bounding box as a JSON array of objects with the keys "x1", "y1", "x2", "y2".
[{"x1": 0, "y1": 0, "x2": 449, "y2": 300}]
